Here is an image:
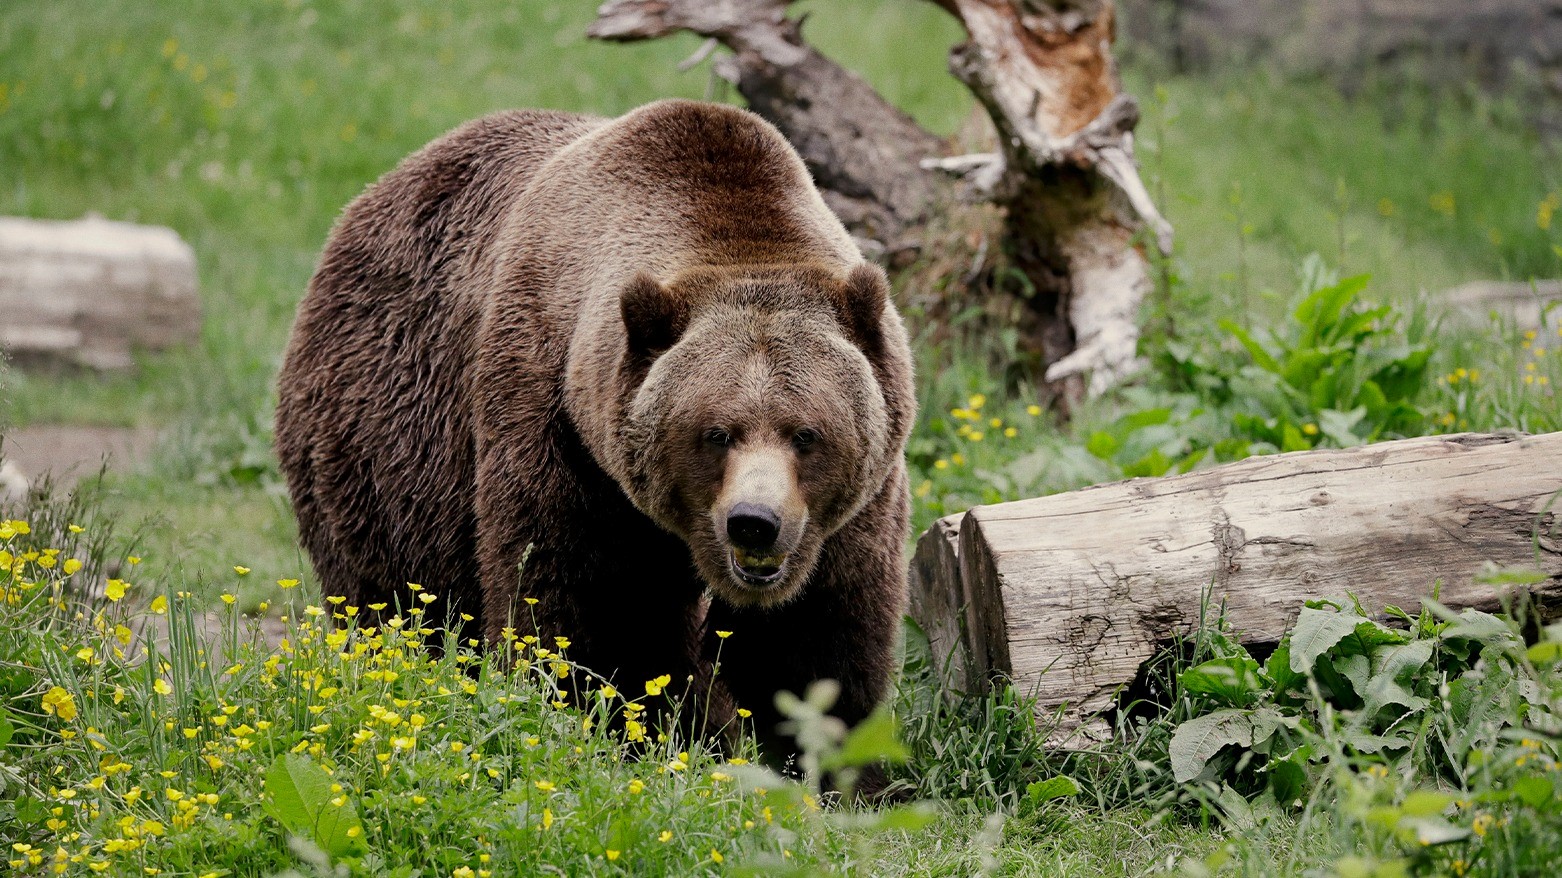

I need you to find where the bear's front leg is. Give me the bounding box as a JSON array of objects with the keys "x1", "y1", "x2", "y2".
[
  {"x1": 474, "y1": 418, "x2": 734, "y2": 743},
  {"x1": 703, "y1": 468, "x2": 910, "y2": 764}
]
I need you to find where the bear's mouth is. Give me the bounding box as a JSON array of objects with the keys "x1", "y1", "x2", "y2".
[{"x1": 729, "y1": 547, "x2": 787, "y2": 586}]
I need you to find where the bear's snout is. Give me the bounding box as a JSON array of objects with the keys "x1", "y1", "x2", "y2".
[{"x1": 726, "y1": 503, "x2": 781, "y2": 552}]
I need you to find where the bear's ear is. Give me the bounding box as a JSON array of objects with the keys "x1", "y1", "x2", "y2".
[
  {"x1": 620, "y1": 272, "x2": 687, "y2": 358},
  {"x1": 831, "y1": 263, "x2": 888, "y2": 351}
]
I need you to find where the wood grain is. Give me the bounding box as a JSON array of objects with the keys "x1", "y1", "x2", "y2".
[{"x1": 910, "y1": 432, "x2": 1562, "y2": 742}]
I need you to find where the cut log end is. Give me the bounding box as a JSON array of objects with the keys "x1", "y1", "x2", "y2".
[{"x1": 909, "y1": 432, "x2": 1562, "y2": 742}]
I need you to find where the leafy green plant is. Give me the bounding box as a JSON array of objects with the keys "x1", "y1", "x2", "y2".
[
  {"x1": 0, "y1": 510, "x2": 951, "y2": 876},
  {"x1": 1163, "y1": 584, "x2": 1562, "y2": 877},
  {"x1": 1164, "y1": 258, "x2": 1437, "y2": 454}
]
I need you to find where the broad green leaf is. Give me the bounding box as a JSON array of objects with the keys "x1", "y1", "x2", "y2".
[
  {"x1": 1116, "y1": 407, "x2": 1174, "y2": 432},
  {"x1": 0, "y1": 710, "x2": 13, "y2": 749},
  {"x1": 1280, "y1": 348, "x2": 1331, "y2": 394},
  {"x1": 1355, "y1": 380, "x2": 1389, "y2": 421},
  {"x1": 830, "y1": 802, "x2": 938, "y2": 834},
  {"x1": 1122, "y1": 449, "x2": 1172, "y2": 478},
  {"x1": 1400, "y1": 816, "x2": 1470, "y2": 846},
  {"x1": 1280, "y1": 422, "x2": 1311, "y2": 452},
  {"x1": 1085, "y1": 430, "x2": 1118, "y2": 460},
  {"x1": 1263, "y1": 644, "x2": 1306, "y2": 694},
  {"x1": 1512, "y1": 775, "x2": 1553, "y2": 808},
  {"x1": 827, "y1": 710, "x2": 908, "y2": 769},
  {"x1": 1317, "y1": 407, "x2": 1367, "y2": 447},
  {"x1": 1219, "y1": 319, "x2": 1282, "y2": 374},
  {"x1": 1025, "y1": 775, "x2": 1081, "y2": 806},
  {"x1": 263, "y1": 753, "x2": 364, "y2": 860},
  {"x1": 1343, "y1": 729, "x2": 1414, "y2": 754},
  {"x1": 1361, "y1": 678, "x2": 1427, "y2": 719},
  {"x1": 1369, "y1": 640, "x2": 1434, "y2": 680},
  {"x1": 1442, "y1": 609, "x2": 1518, "y2": 649},
  {"x1": 1289, "y1": 607, "x2": 1366, "y2": 675},
  {"x1": 1169, "y1": 708, "x2": 1258, "y2": 783},
  {"x1": 1180, "y1": 656, "x2": 1266, "y2": 707},
  {"x1": 1335, "y1": 654, "x2": 1371, "y2": 701},
  {"x1": 1527, "y1": 640, "x2": 1562, "y2": 665},
  {"x1": 1214, "y1": 782, "x2": 1257, "y2": 830},
  {"x1": 1264, "y1": 748, "x2": 1310, "y2": 806},
  {"x1": 1399, "y1": 790, "x2": 1453, "y2": 817}
]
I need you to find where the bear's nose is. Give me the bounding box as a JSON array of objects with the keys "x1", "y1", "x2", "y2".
[{"x1": 726, "y1": 503, "x2": 781, "y2": 551}]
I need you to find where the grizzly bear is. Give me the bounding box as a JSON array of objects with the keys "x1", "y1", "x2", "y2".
[{"x1": 275, "y1": 100, "x2": 916, "y2": 754}]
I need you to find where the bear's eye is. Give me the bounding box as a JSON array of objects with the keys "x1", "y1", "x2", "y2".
[
  {"x1": 792, "y1": 428, "x2": 820, "y2": 451},
  {"x1": 704, "y1": 427, "x2": 734, "y2": 449}
]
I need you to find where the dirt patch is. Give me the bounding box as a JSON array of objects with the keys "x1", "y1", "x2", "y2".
[{"x1": 0, "y1": 424, "x2": 158, "y2": 486}]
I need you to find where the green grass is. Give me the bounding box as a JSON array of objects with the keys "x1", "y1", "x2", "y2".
[
  {"x1": 3, "y1": 0, "x2": 1562, "y2": 874},
  {"x1": 0, "y1": 520, "x2": 1259, "y2": 875}
]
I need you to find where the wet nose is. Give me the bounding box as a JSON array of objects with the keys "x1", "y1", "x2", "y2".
[{"x1": 726, "y1": 503, "x2": 781, "y2": 552}]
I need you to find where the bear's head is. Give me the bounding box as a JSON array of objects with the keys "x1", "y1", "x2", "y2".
[{"x1": 608, "y1": 262, "x2": 911, "y2": 608}]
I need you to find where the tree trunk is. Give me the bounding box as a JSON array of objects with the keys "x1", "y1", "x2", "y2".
[
  {"x1": 908, "y1": 431, "x2": 1562, "y2": 742},
  {"x1": 589, "y1": 0, "x2": 1171, "y2": 401}
]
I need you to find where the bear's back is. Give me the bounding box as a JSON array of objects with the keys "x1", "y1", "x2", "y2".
[
  {"x1": 276, "y1": 108, "x2": 605, "y2": 621},
  {"x1": 510, "y1": 100, "x2": 857, "y2": 280}
]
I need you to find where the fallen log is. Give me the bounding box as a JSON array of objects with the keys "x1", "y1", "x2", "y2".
[
  {"x1": 0, "y1": 215, "x2": 202, "y2": 372},
  {"x1": 908, "y1": 431, "x2": 1562, "y2": 743},
  {"x1": 1439, "y1": 279, "x2": 1562, "y2": 335}
]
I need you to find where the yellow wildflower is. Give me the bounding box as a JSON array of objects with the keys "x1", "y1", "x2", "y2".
[{"x1": 41, "y1": 687, "x2": 77, "y2": 721}]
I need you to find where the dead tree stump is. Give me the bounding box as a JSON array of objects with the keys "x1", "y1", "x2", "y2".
[{"x1": 909, "y1": 432, "x2": 1562, "y2": 742}]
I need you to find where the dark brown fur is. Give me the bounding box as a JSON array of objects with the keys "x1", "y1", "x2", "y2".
[{"x1": 276, "y1": 100, "x2": 916, "y2": 752}]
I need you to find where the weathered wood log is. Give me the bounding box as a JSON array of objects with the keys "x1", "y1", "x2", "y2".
[
  {"x1": 0, "y1": 215, "x2": 202, "y2": 372},
  {"x1": 1440, "y1": 279, "x2": 1562, "y2": 335},
  {"x1": 909, "y1": 432, "x2": 1562, "y2": 743}
]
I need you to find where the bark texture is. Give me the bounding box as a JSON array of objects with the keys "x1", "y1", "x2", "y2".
[
  {"x1": 909, "y1": 431, "x2": 1562, "y2": 742},
  {"x1": 590, "y1": 0, "x2": 1170, "y2": 399},
  {"x1": 933, "y1": 0, "x2": 1171, "y2": 394}
]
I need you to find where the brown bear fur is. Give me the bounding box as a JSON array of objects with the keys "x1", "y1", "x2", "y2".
[{"x1": 275, "y1": 100, "x2": 916, "y2": 752}]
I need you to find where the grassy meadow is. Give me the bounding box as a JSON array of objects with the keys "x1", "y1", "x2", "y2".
[{"x1": 3, "y1": 0, "x2": 1561, "y2": 875}]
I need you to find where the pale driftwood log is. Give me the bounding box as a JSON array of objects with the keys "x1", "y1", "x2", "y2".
[
  {"x1": 909, "y1": 432, "x2": 1562, "y2": 743},
  {"x1": 0, "y1": 216, "x2": 202, "y2": 371},
  {"x1": 0, "y1": 460, "x2": 28, "y2": 508},
  {"x1": 590, "y1": 0, "x2": 1171, "y2": 401},
  {"x1": 1440, "y1": 279, "x2": 1562, "y2": 335}
]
